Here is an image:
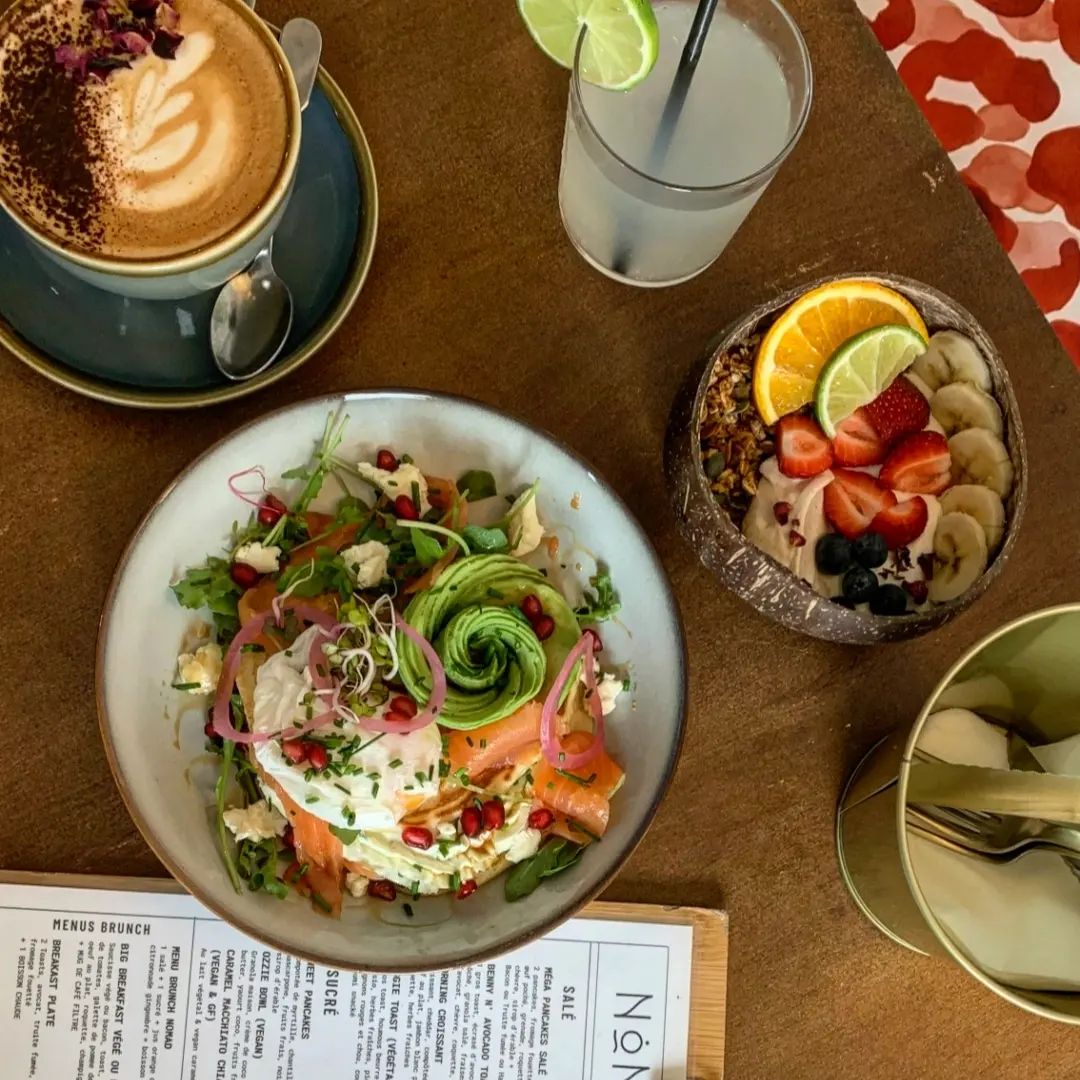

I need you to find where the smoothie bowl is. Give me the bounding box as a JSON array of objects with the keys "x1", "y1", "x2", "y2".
[
  {"x1": 664, "y1": 274, "x2": 1027, "y2": 644},
  {"x1": 98, "y1": 392, "x2": 686, "y2": 970}
]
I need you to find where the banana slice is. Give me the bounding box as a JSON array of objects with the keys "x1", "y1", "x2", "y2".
[
  {"x1": 948, "y1": 428, "x2": 1014, "y2": 499},
  {"x1": 939, "y1": 484, "x2": 1006, "y2": 552},
  {"x1": 905, "y1": 371, "x2": 935, "y2": 401},
  {"x1": 928, "y1": 511, "x2": 988, "y2": 604},
  {"x1": 931, "y1": 382, "x2": 1003, "y2": 437},
  {"x1": 911, "y1": 331, "x2": 992, "y2": 393}
]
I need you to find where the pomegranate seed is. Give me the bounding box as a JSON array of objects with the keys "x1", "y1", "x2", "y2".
[
  {"x1": 229, "y1": 562, "x2": 260, "y2": 589},
  {"x1": 389, "y1": 695, "x2": 418, "y2": 719},
  {"x1": 281, "y1": 740, "x2": 308, "y2": 765},
  {"x1": 532, "y1": 614, "x2": 555, "y2": 641},
  {"x1": 482, "y1": 798, "x2": 505, "y2": 831},
  {"x1": 904, "y1": 579, "x2": 929, "y2": 605},
  {"x1": 521, "y1": 594, "x2": 543, "y2": 620},
  {"x1": 305, "y1": 743, "x2": 329, "y2": 771},
  {"x1": 456, "y1": 879, "x2": 478, "y2": 900},
  {"x1": 402, "y1": 826, "x2": 434, "y2": 850},
  {"x1": 788, "y1": 530, "x2": 807, "y2": 548},
  {"x1": 376, "y1": 448, "x2": 398, "y2": 471},
  {"x1": 257, "y1": 493, "x2": 287, "y2": 527},
  {"x1": 773, "y1": 500, "x2": 792, "y2": 525},
  {"x1": 281, "y1": 825, "x2": 295, "y2": 850},
  {"x1": 367, "y1": 879, "x2": 397, "y2": 902},
  {"x1": 393, "y1": 494, "x2": 419, "y2": 521},
  {"x1": 528, "y1": 808, "x2": 555, "y2": 830},
  {"x1": 459, "y1": 806, "x2": 482, "y2": 838},
  {"x1": 582, "y1": 627, "x2": 603, "y2": 653},
  {"x1": 203, "y1": 721, "x2": 217, "y2": 740}
]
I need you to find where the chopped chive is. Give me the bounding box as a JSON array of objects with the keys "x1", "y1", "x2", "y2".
[
  {"x1": 411, "y1": 879, "x2": 421, "y2": 901},
  {"x1": 479, "y1": 738, "x2": 487, "y2": 749},
  {"x1": 403, "y1": 903, "x2": 414, "y2": 918},
  {"x1": 311, "y1": 891, "x2": 332, "y2": 914},
  {"x1": 415, "y1": 771, "x2": 427, "y2": 785},
  {"x1": 172, "y1": 681, "x2": 201, "y2": 692},
  {"x1": 334, "y1": 783, "x2": 350, "y2": 795},
  {"x1": 372, "y1": 782, "x2": 380, "y2": 798},
  {"x1": 305, "y1": 795, "x2": 320, "y2": 805},
  {"x1": 554, "y1": 769, "x2": 596, "y2": 787},
  {"x1": 449, "y1": 871, "x2": 461, "y2": 891},
  {"x1": 388, "y1": 758, "x2": 403, "y2": 769}
]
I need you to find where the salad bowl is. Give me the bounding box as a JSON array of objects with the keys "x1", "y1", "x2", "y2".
[{"x1": 97, "y1": 391, "x2": 686, "y2": 971}]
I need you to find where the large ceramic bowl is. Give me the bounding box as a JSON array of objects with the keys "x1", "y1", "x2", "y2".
[
  {"x1": 664, "y1": 272, "x2": 1027, "y2": 644},
  {"x1": 97, "y1": 391, "x2": 687, "y2": 970}
]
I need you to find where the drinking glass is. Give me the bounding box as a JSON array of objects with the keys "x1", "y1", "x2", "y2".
[{"x1": 558, "y1": 0, "x2": 812, "y2": 287}]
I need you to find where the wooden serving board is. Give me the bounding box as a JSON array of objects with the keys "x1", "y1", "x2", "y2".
[{"x1": 0, "y1": 870, "x2": 728, "y2": 1079}]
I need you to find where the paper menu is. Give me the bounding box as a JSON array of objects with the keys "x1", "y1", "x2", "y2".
[{"x1": 0, "y1": 882, "x2": 693, "y2": 1080}]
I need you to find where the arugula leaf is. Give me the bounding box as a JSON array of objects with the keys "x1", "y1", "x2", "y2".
[
  {"x1": 333, "y1": 495, "x2": 371, "y2": 526},
  {"x1": 171, "y1": 557, "x2": 242, "y2": 637},
  {"x1": 457, "y1": 469, "x2": 497, "y2": 501},
  {"x1": 410, "y1": 527, "x2": 446, "y2": 568},
  {"x1": 215, "y1": 743, "x2": 243, "y2": 895},
  {"x1": 504, "y1": 839, "x2": 583, "y2": 902},
  {"x1": 236, "y1": 836, "x2": 289, "y2": 899},
  {"x1": 276, "y1": 548, "x2": 353, "y2": 599},
  {"x1": 329, "y1": 825, "x2": 360, "y2": 845},
  {"x1": 574, "y1": 565, "x2": 621, "y2": 625},
  {"x1": 461, "y1": 525, "x2": 508, "y2": 553}
]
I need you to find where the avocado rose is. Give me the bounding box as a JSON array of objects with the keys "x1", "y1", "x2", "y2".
[{"x1": 397, "y1": 554, "x2": 579, "y2": 730}]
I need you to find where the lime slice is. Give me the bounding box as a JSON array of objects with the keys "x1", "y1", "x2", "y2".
[
  {"x1": 517, "y1": 0, "x2": 659, "y2": 90},
  {"x1": 814, "y1": 324, "x2": 928, "y2": 437}
]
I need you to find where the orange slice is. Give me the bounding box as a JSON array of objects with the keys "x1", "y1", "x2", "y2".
[{"x1": 752, "y1": 280, "x2": 929, "y2": 425}]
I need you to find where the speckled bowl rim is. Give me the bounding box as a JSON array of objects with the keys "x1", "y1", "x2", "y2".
[
  {"x1": 95, "y1": 389, "x2": 689, "y2": 972},
  {"x1": 0, "y1": 62, "x2": 378, "y2": 411},
  {"x1": 672, "y1": 271, "x2": 1028, "y2": 642}
]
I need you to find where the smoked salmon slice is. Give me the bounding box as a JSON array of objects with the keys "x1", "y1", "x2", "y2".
[
  {"x1": 531, "y1": 731, "x2": 624, "y2": 838},
  {"x1": 447, "y1": 702, "x2": 542, "y2": 780}
]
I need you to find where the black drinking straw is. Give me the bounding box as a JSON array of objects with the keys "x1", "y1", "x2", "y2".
[{"x1": 610, "y1": 0, "x2": 720, "y2": 277}]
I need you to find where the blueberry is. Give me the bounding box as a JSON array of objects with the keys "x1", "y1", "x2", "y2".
[
  {"x1": 831, "y1": 596, "x2": 856, "y2": 610},
  {"x1": 842, "y1": 566, "x2": 878, "y2": 603},
  {"x1": 816, "y1": 533, "x2": 853, "y2": 575},
  {"x1": 870, "y1": 584, "x2": 908, "y2": 616},
  {"x1": 852, "y1": 531, "x2": 888, "y2": 569}
]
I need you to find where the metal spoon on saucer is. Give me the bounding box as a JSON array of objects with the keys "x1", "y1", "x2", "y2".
[{"x1": 210, "y1": 18, "x2": 322, "y2": 382}]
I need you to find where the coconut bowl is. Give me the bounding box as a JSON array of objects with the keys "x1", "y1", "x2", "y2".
[{"x1": 663, "y1": 272, "x2": 1027, "y2": 645}]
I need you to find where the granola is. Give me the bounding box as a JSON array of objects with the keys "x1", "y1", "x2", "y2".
[{"x1": 698, "y1": 334, "x2": 773, "y2": 525}]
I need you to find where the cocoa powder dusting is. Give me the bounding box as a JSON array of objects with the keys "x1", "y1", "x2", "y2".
[{"x1": 0, "y1": 6, "x2": 104, "y2": 244}]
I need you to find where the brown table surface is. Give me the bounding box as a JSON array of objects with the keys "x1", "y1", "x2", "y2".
[{"x1": 4, "y1": 0, "x2": 1079, "y2": 1076}]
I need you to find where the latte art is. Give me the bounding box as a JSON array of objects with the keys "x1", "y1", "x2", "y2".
[
  {"x1": 0, "y1": 0, "x2": 293, "y2": 261},
  {"x1": 109, "y1": 32, "x2": 237, "y2": 215}
]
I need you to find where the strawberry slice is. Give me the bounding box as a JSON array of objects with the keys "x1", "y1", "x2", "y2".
[
  {"x1": 880, "y1": 431, "x2": 951, "y2": 494},
  {"x1": 775, "y1": 414, "x2": 833, "y2": 478},
  {"x1": 832, "y1": 408, "x2": 886, "y2": 466},
  {"x1": 823, "y1": 469, "x2": 897, "y2": 540},
  {"x1": 865, "y1": 376, "x2": 930, "y2": 445},
  {"x1": 871, "y1": 496, "x2": 929, "y2": 549}
]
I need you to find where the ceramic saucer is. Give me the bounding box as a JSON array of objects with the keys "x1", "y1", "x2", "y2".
[{"x1": 0, "y1": 68, "x2": 377, "y2": 409}]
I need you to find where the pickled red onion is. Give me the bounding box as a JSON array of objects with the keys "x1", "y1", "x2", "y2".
[
  {"x1": 212, "y1": 603, "x2": 339, "y2": 744},
  {"x1": 227, "y1": 465, "x2": 269, "y2": 508},
  {"x1": 540, "y1": 634, "x2": 604, "y2": 770}
]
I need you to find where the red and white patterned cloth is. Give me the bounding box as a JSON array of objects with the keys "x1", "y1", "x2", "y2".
[{"x1": 856, "y1": 0, "x2": 1080, "y2": 368}]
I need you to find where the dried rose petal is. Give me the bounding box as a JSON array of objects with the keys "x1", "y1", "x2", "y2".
[
  {"x1": 87, "y1": 54, "x2": 133, "y2": 81},
  {"x1": 54, "y1": 43, "x2": 90, "y2": 78},
  {"x1": 111, "y1": 30, "x2": 151, "y2": 54},
  {"x1": 156, "y1": 2, "x2": 180, "y2": 31},
  {"x1": 151, "y1": 27, "x2": 184, "y2": 59}
]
